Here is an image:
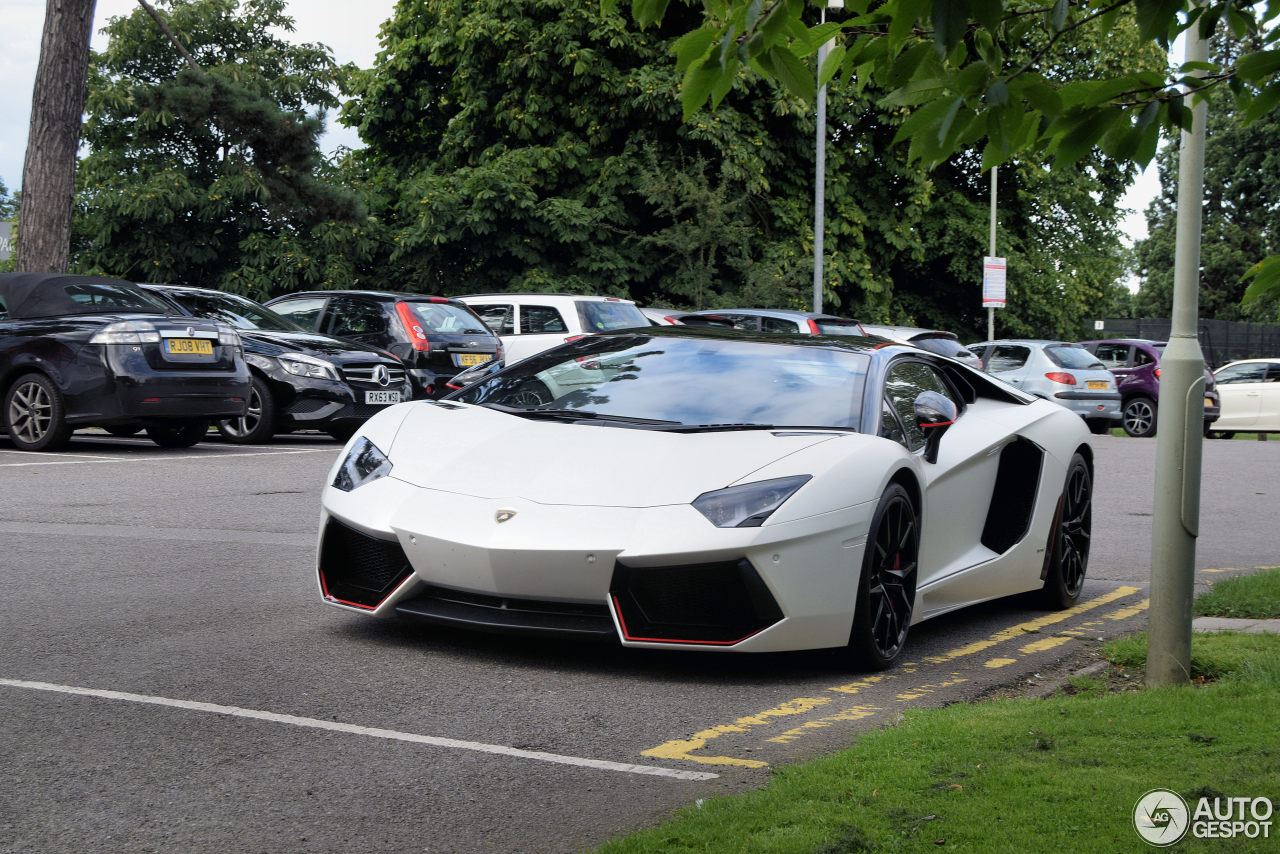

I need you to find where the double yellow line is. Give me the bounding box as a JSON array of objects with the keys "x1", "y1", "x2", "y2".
[{"x1": 642, "y1": 586, "x2": 1147, "y2": 769}]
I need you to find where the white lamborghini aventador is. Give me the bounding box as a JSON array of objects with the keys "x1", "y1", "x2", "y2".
[{"x1": 317, "y1": 326, "x2": 1093, "y2": 669}]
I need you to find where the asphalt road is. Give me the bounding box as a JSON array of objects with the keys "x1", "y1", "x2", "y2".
[{"x1": 0, "y1": 431, "x2": 1276, "y2": 853}]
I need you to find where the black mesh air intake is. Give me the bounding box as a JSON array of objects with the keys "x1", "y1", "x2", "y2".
[
  {"x1": 319, "y1": 518, "x2": 413, "y2": 609},
  {"x1": 610, "y1": 559, "x2": 783, "y2": 645}
]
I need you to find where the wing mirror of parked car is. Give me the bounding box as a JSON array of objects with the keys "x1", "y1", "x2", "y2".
[{"x1": 915, "y1": 391, "x2": 958, "y2": 464}]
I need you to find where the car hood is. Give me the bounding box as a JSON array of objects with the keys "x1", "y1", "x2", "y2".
[
  {"x1": 239, "y1": 329, "x2": 396, "y2": 362},
  {"x1": 384, "y1": 402, "x2": 856, "y2": 506}
]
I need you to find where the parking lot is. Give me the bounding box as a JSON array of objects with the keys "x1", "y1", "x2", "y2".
[{"x1": 1, "y1": 431, "x2": 1277, "y2": 852}]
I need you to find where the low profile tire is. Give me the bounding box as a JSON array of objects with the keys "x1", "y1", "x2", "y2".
[
  {"x1": 103, "y1": 424, "x2": 143, "y2": 437},
  {"x1": 511, "y1": 379, "x2": 552, "y2": 407},
  {"x1": 1041, "y1": 452, "x2": 1092, "y2": 609},
  {"x1": 1085, "y1": 418, "x2": 1112, "y2": 435},
  {"x1": 4, "y1": 373, "x2": 73, "y2": 452},
  {"x1": 217, "y1": 375, "x2": 276, "y2": 444},
  {"x1": 146, "y1": 420, "x2": 210, "y2": 449},
  {"x1": 848, "y1": 483, "x2": 919, "y2": 670},
  {"x1": 1122, "y1": 396, "x2": 1157, "y2": 438}
]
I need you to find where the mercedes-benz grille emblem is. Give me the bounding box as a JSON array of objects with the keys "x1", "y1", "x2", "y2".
[
  {"x1": 495, "y1": 510, "x2": 516, "y2": 524},
  {"x1": 372, "y1": 364, "x2": 391, "y2": 387}
]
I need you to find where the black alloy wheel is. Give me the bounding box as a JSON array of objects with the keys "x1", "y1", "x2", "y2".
[
  {"x1": 848, "y1": 483, "x2": 919, "y2": 670},
  {"x1": 1041, "y1": 452, "x2": 1092, "y2": 609},
  {"x1": 146, "y1": 420, "x2": 210, "y2": 449},
  {"x1": 1122, "y1": 396, "x2": 1157, "y2": 438},
  {"x1": 218, "y1": 375, "x2": 277, "y2": 444},
  {"x1": 4, "y1": 373, "x2": 73, "y2": 451},
  {"x1": 511, "y1": 379, "x2": 552, "y2": 407}
]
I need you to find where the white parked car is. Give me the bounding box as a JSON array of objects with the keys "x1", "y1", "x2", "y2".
[
  {"x1": 457, "y1": 293, "x2": 649, "y2": 363},
  {"x1": 861, "y1": 324, "x2": 983, "y2": 368},
  {"x1": 1210, "y1": 358, "x2": 1280, "y2": 437},
  {"x1": 316, "y1": 327, "x2": 1094, "y2": 669}
]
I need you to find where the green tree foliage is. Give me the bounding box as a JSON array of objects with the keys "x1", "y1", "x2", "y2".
[
  {"x1": 627, "y1": 0, "x2": 1280, "y2": 312},
  {"x1": 73, "y1": 0, "x2": 364, "y2": 297},
  {"x1": 1134, "y1": 40, "x2": 1280, "y2": 321},
  {"x1": 336, "y1": 0, "x2": 1144, "y2": 338}
]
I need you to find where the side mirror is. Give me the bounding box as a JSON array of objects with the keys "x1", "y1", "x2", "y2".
[{"x1": 914, "y1": 391, "x2": 957, "y2": 464}]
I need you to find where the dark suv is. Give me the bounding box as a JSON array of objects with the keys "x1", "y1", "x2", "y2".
[
  {"x1": 144, "y1": 285, "x2": 411, "y2": 443},
  {"x1": 1077, "y1": 338, "x2": 1220, "y2": 437},
  {"x1": 265, "y1": 291, "x2": 501, "y2": 398}
]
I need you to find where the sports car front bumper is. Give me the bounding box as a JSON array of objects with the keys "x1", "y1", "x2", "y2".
[{"x1": 317, "y1": 476, "x2": 876, "y2": 653}]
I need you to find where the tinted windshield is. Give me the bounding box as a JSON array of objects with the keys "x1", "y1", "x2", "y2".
[
  {"x1": 454, "y1": 334, "x2": 870, "y2": 429},
  {"x1": 1045, "y1": 344, "x2": 1105, "y2": 369},
  {"x1": 165, "y1": 290, "x2": 303, "y2": 332},
  {"x1": 576, "y1": 300, "x2": 648, "y2": 332}
]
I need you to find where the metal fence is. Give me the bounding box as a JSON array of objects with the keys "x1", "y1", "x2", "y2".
[{"x1": 1091, "y1": 318, "x2": 1280, "y2": 368}]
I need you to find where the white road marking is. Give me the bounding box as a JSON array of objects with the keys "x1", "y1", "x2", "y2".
[
  {"x1": 0, "y1": 447, "x2": 333, "y2": 467},
  {"x1": 0, "y1": 677, "x2": 719, "y2": 782}
]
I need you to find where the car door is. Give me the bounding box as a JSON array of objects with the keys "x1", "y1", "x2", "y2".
[
  {"x1": 1263, "y1": 363, "x2": 1280, "y2": 430},
  {"x1": 985, "y1": 344, "x2": 1031, "y2": 387},
  {"x1": 1214, "y1": 363, "x2": 1267, "y2": 429}
]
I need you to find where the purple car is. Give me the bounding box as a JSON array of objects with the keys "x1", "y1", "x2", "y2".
[{"x1": 1077, "y1": 338, "x2": 1220, "y2": 437}]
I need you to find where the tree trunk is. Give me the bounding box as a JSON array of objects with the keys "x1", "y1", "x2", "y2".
[{"x1": 17, "y1": 0, "x2": 97, "y2": 273}]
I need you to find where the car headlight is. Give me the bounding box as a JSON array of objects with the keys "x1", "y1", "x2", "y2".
[
  {"x1": 332, "y1": 437, "x2": 393, "y2": 492},
  {"x1": 279, "y1": 352, "x2": 340, "y2": 382},
  {"x1": 89, "y1": 320, "x2": 161, "y2": 344},
  {"x1": 692, "y1": 475, "x2": 812, "y2": 528}
]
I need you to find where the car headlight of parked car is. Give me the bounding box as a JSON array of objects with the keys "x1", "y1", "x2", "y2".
[
  {"x1": 692, "y1": 475, "x2": 812, "y2": 528},
  {"x1": 332, "y1": 437, "x2": 394, "y2": 492},
  {"x1": 279, "y1": 352, "x2": 340, "y2": 382}
]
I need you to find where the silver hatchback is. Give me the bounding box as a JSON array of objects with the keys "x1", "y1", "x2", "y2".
[{"x1": 968, "y1": 339, "x2": 1122, "y2": 434}]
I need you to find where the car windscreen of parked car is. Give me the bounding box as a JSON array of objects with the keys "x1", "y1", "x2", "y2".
[{"x1": 453, "y1": 334, "x2": 871, "y2": 429}]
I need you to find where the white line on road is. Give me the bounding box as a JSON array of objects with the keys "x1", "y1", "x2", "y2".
[
  {"x1": 0, "y1": 447, "x2": 334, "y2": 467},
  {"x1": 0, "y1": 677, "x2": 719, "y2": 782}
]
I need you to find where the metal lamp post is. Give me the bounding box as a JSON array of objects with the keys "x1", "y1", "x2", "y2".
[{"x1": 812, "y1": 0, "x2": 842, "y2": 314}]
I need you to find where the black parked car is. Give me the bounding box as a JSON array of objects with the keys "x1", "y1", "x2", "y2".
[
  {"x1": 143, "y1": 285, "x2": 412, "y2": 443},
  {"x1": 263, "y1": 290, "x2": 502, "y2": 398},
  {"x1": 0, "y1": 273, "x2": 250, "y2": 451}
]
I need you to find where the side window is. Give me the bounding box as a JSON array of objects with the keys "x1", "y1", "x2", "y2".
[
  {"x1": 1216, "y1": 364, "x2": 1267, "y2": 384},
  {"x1": 883, "y1": 361, "x2": 956, "y2": 452},
  {"x1": 268, "y1": 297, "x2": 327, "y2": 331},
  {"x1": 879, "y1": 399, "x2": 906, "y2": 445},
  {"x1": 761, "y1": 316, "x2": 799, "y2": 333},
  {"x1": 326, "y1": 298, "x2": 386, "y2": 337},
  {"x1": 1267, "y1": 364, "x2": 1280, "y2": 382},
  {"x1": 0, "y1": 295, "x2": 8, "y2": 321},
  {"x1": 987, "y1": 345, "x2": 1030, "y2": 373},
  {"x1": 1133, "y1": 348, "x2": 1156, "y2": 367},
  {"x1": 471, "y1": 304, "x2": 514, "y2": 335},
  {"x1": 720, "y1": 313, "x2": 761, "y2": 331},
  {"x1": 520, "y1": 305, "x2": 567, "y2": 334},
  {"x1": 1094, "y1": 343, "x2": 1130, "y2": 368}
]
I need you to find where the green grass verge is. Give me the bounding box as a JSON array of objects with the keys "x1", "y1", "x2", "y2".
[
  {"x1": 1194, "y1": 567, "x2": 1280, "y2": 619},
  {"x1": 596, "y1": 633, "x2": 1280, "y2": 854}
]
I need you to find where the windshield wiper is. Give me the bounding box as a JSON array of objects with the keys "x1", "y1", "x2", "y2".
[{"x1": 487, "y1": 405, "x2": 679, "y2": 427}]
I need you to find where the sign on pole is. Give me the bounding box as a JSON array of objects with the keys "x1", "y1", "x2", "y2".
[{"x1": 982, "y1": 256, "x2": 1006, "y2": 308}]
